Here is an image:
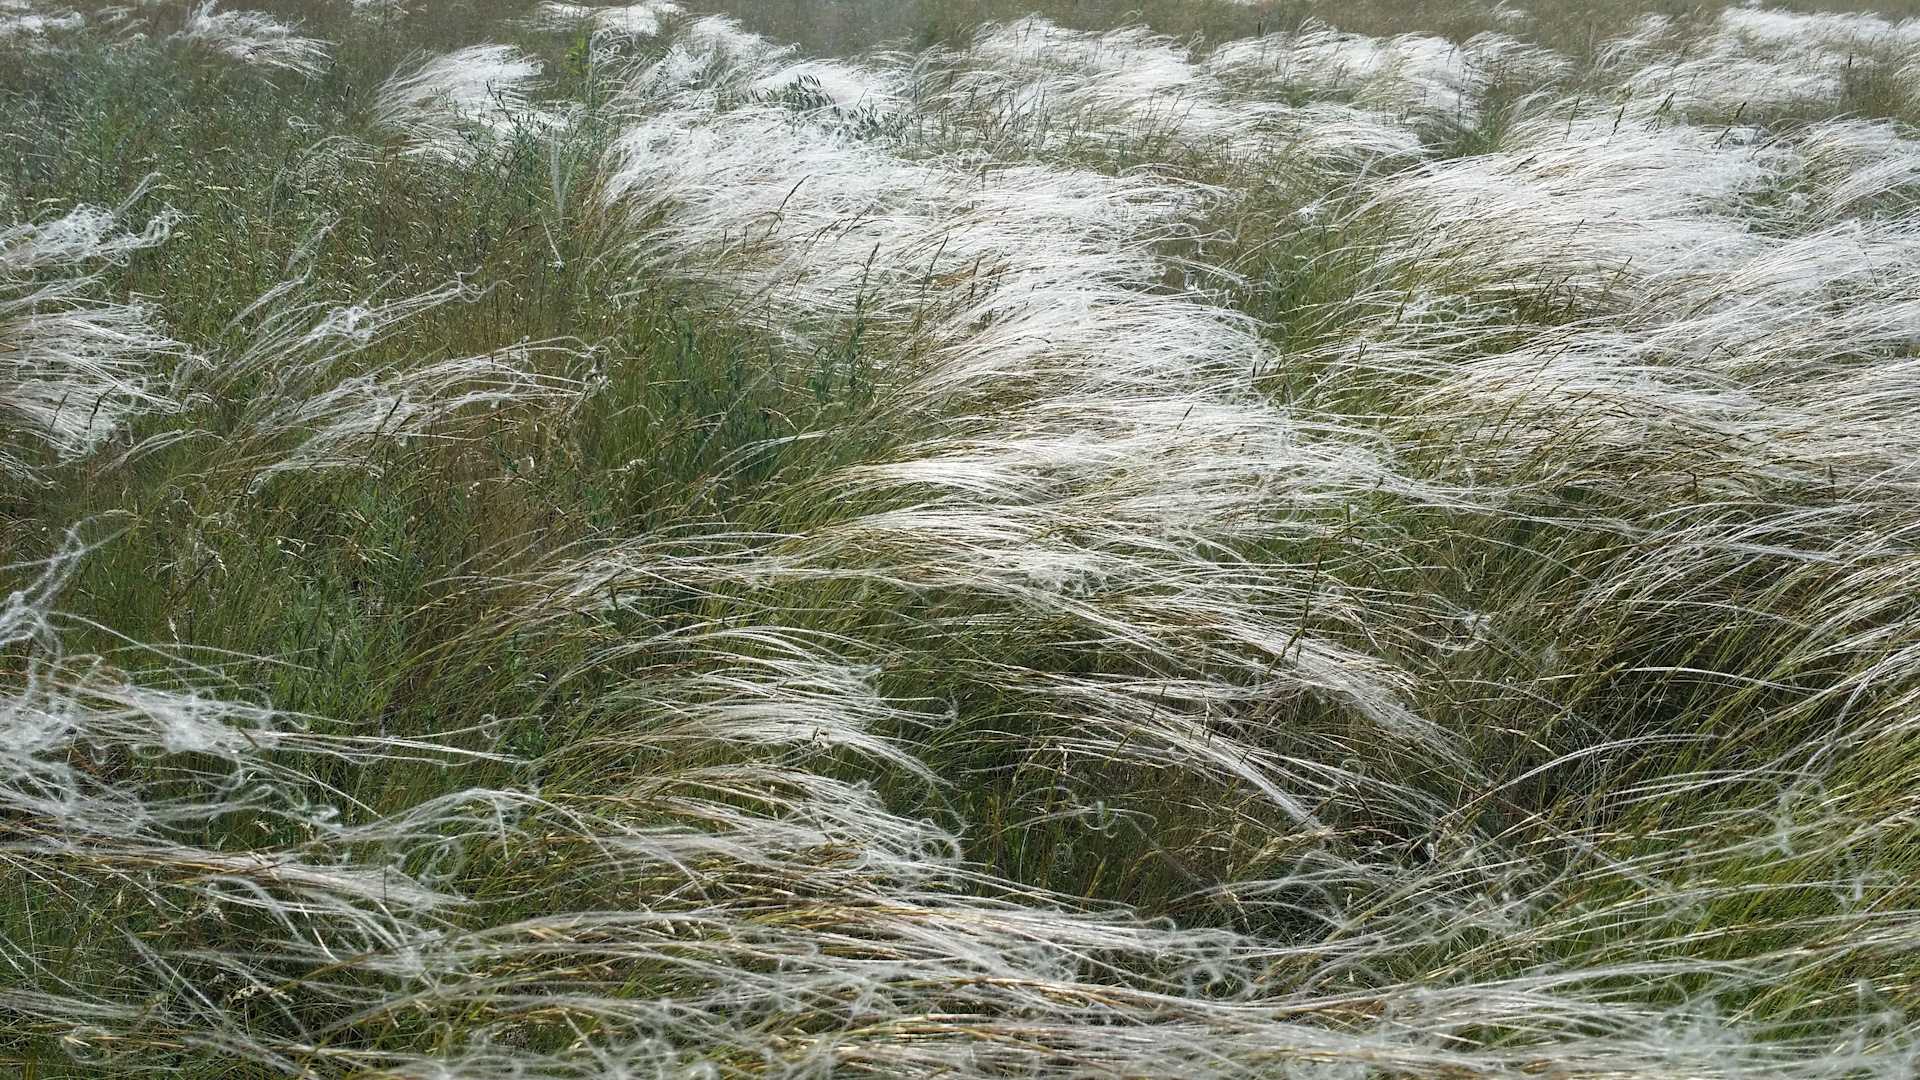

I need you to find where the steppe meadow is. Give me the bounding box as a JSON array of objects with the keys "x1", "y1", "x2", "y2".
[{"x1": 6, "y1": 0, "x2": 1920, "y2": 1074}]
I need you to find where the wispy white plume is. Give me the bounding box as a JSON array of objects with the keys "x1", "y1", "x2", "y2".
[
  {"x1": 1781, "y1": 117, "x2": 1920, "y2": 217},
  {"x1": 1613, "y1": 7, "x2": 1920, "y2": 119},
  {"x1": 239, "y1": 349, "x2": 582, "y2": 479},
  {"x1": 174, "y1": 2, "x2": 332, "y2": 76},
  {"x1": 1320, "y1": 102, "x2": 1920, "y2": 500},
  {"x1": 944, "y1": 17, "x2": 1246, "y2": 149},
  {"x1": 533, "y1": 0, "x2": 678, "y2": 41},
  {"x1": 903, "y1": 17, "x2": 1427, "y2": 167},
  {"x1": 373, "y1": 45, "x2": 559, "y2": 165},
  {"x1": 350, "y1": 0, "x2": 408, "y2": 22},
  {"x1": 0, "y1": 0, "x2": 81, "y2": 38},
  {"x1": 1361, "y1": 113, "x2": 1775, "y2": 303},
  {"x1": 1205, "y1": 21, "x2": 1531, "y2": 129},
  {"x1": 0, "y1": 202, "x2": 184, "y2": 479},
  {"x1": 198, "y1": 281, "x2": 582, "y2": 483}
]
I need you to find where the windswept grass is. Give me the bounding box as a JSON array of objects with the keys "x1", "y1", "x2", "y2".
[{"x1": 4, "y1": 0, "x2": 1920, "y2": 1077}]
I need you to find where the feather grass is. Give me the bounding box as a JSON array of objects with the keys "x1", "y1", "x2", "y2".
[{"x1": 6, "y1": 1, "x2": 1920, "y2": 1077}]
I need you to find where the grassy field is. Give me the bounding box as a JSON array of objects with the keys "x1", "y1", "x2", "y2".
[{"x1": 5, "y1": 0, "x2": 1920, "y2": 1075}]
